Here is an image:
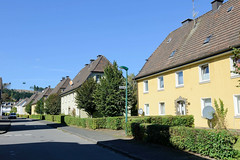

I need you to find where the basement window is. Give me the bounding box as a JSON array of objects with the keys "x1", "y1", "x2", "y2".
[
  {"x1": 203, "y1": 35, "x2": 212, "y2": 44},
  {"x1": 169, "y1": 50, "x2": 176, "y2": 58},
  {"x1": 227, "y1": 6, "x2": 234, "y2": 12}
]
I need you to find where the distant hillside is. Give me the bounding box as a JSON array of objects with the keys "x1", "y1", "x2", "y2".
[
  {"x1": 13, "y1": 89, "x2": 35, "y2": 93},
  {"x1": 2, "y1": 89, "x2": 34, "y2": 102}
]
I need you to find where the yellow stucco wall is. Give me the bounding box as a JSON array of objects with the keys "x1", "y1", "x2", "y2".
[
  {"x1": 31, "y1": 104, "x2": 36, "y2": 115},
  {"x1": 137, "y1": 54, "x2": 240, "y2": 129}
]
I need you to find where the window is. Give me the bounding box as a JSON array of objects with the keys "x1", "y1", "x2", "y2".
[
  {"x1": 169, "y1": 50, "x2": 176, "y2": 58},
  {"x1": 227, "y1": 6, "x2": 234, "y2": 12},
  {"x1": 167, "y1": 38, "x2": 172, "y2": 43},
  {"x1": 96, "y1": 75, "x2": 101, "y2": 83},
  {"x1": 144, "y1": 104, "x2": 150, "y2": 116},
  {"x1": 176, "y1": 71, "x2": 184, "y2": 87},
  {"x1": 159, "y1": 102, "x2": 165, "y2": 115},
  {"x1": 230, "y1": 57, "x2": 240, "y2": 78},
  {"x1": 233, "y1": 95, "x2": 240, "y2": 116},
  {"x1": 199, "y1": 64, "x2": 210, "y2": 82},
  {"x1": 203, "y1": 35, "x2": 212, "y2": 44},
  {"x1": 143, "y1": 80, "x2": 149, "y2": 93},
  {"x1": 177, "y1": 101, "x2": 186, "y2": 115},
  {"x1": 201, "y1": 98, "x2": 212, "y2": 116},
  {"x1": 158, "y1": 76, "x2": 164, "y2": 90}
]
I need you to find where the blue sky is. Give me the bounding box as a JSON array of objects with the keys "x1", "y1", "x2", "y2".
[{"x1": 0, "y1": 0, "x2": 216, "y2": 90}]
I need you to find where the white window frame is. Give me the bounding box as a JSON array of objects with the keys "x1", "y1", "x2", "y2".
[
  {"x1": 199, "y1": 63, "x2": 210, "y2": 83},
  {"x1": 230, "y1": 57, "x2": 240, "y2": 78},
  {"x1": 175, "y1": 71, "x2": 184, "y2": 87},
  {"x1": 143, "y1": 80, "x2": 149, "y2": 93},
  {"x1": 233, "y1": 94, "x2": 240, "y2": 116},
  {"x1": 158, "y1": 76, "x2": 164, "y2": 90},
  {"x1": 144, "y1": 104, "x2": 150, "y2": 116},
  {"x1": 159, "y1": 102, "x2": 165, "y2": 115},
  {"x1": 201, "y1": 98, "x2": 212, "y2": 116}
]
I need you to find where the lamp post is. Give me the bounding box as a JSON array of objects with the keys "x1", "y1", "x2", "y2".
[{"x1": 119, "y1": 66, "x2": 128, "y2": 135}]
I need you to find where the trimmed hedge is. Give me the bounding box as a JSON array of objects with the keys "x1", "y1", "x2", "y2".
[
  {"x1": 106, "y1": 117, "x2": 124, "y2": 130},
  {"x1": 18, "y1": 115, "x2": 29, "y2": 118},
  {"x1": 131, "y1": 123, "x2": 239, "y2": 159},
  {"x1": 29, "y1": 115, "x2": 45, "y2": 120}
]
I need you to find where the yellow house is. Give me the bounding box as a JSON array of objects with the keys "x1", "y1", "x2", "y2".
[{"x1": 135, "y1": 0, "x2": 240, "y2": 129}]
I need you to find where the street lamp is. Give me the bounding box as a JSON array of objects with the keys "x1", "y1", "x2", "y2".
[{"x1": 119, "y1": 66, "x2": 128, "y2": 135}]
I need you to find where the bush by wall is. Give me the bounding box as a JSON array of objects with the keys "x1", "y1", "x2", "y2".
[
  {"x1": 18, "y1": 115, "x2": 29, "y2": 118},
  {"x1": 131, "y1": 123, "x2": 239, "y2": 159},
  {"x1": 150, "y1": 115, "x2": 194, "y2": 127},
  {"x1": 106, "y1": 117, "x2": 124, "y2": 130},
  {"x1": 29, "y1": 114, "x2": 45, "y2": 120}
]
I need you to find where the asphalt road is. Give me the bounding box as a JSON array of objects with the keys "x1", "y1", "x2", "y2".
[{"x1": 0, "y1": 118, "x2": 131, "y2": 160}]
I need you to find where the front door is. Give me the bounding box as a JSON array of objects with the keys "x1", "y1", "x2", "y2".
[{"x1": 178, "y1": 101, "x2": 186, "y2": 115}]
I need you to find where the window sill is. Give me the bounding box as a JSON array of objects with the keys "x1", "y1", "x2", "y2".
[
  {"x1": 158, "y1": 88, "x2": 164, "y2": 91},
  {"x1": 159, "y1": 114, "x2": 165, "y2": 116},
  {"x1": 234, "y1": 115, "x2": 240, "y2": 119},
  {"x1": 199, "y1": 80, "x2": 210, "y2": 84},
  {"x1": 176, "y1": 85, "x2": 184, "y2": 88},
  {"x1": 231, "y1": 75, "x2": 240, "y2": 79},
  {"x1": 143, "y1": 91, "x2": 149, "y2": 94}
]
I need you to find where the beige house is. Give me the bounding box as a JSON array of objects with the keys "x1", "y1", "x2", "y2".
[{"x1": 60, "y1": 55, "x2": 111, "y2": 117}]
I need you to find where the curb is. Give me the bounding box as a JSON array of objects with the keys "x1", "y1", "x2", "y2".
[{"x1": 58, "y1": 127, "x2": 143, "y2": 160}]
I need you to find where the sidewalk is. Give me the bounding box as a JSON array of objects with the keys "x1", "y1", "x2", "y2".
[
  {"x1": 40, "y1": 120, "x2": 212, "y2": 160},
  {"x1": 0, "y1": 118, "x2": 10, "y2": 134}
]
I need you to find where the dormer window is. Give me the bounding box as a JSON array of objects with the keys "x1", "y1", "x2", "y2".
[
  {"x1": 169, "y1": 50, "x2": 176, "y2": 58},
  {"x1": 227, "y1": 6, "x2": 234, "y2": 12},
  {"x1": 167, "y1": 38, "x2": 172, "y2": 43},
  {"x1": 203, "y1": 35, "x2": 212, "y2": 44}
]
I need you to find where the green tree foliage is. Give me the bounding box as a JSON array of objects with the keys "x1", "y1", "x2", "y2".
[
  {"x1": 30, "y1": 85, "x2": 44, "y2": 92},
  {"x1": 45, "y1": 93, "x2": 61, "y2": 115},
  {"x1": 214, "y1": 99, "x2": 228, "y2": 129},
  {"x1": 75, "y1": 78, "x2": 97, "y2": 117},
  {"x1": 2, "y1": 89, "x2": 33, "y2": 102},
  {"x1": 25, "y1": 101, "x2": 32, "y2": 115},
  {"x1": 93, "y1": 61, "x2": 125, "y2": 117},
  {"x1": 10, "y1": 107, "x2": 17, "y2": 113},
  {"x1": 35, "y1": 98, "x2": 44, "y2": 114},
  {"x1": 127, "y1": 74, "x2": 138, "y2": 116}
]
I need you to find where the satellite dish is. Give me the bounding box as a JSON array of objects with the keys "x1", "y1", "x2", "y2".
[
  {"x1": 203, "y1": 106, "x2": 215, "y2": 120},
  {"x1": 138, "y1": 108, "x2": 143, "y2": 115}
]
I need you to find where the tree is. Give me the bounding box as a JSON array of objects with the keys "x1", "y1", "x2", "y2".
[
  {"x1": 25, "y1": 101, "x2": 32, "y2": 115},
  {"x1": 75, "y1": 78, "x2": 97, "y2": 117},
  {"x1": 30, "y1": 85, "x2": 44, "y2": 92},
  {"x1": 45, "y1": 93, "x2": 61, "y2": 115},
  {"x1": 10, "y1": 107, "x2": 17, "y2": 113},
  {"x1": 127, "y1": 74, "x2": 138, "y2": 116},
  {"x1": 93, "y1": 61, "x2": 125, "y2": 117},
  {"x1": 35, "y1": 98, "x2": 44, "y2": 114},
  {"x1": 214, "y1": 99, "x2": 228, "y2": 129}
]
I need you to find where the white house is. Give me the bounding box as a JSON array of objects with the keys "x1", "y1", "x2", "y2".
[
  {"x1": 15, "y1": 98, "x2": 29, "y2": 115},
  {"x1": 60, "y1": 55, "x2": 111, "y2": 118}
]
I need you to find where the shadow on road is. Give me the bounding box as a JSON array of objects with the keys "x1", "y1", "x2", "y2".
[{"x1": 0, "y1": 141, "x2": 129, "y2": 160}]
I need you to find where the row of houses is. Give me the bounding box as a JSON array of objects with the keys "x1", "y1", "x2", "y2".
[
  {"x1": 135, "y1": 0, "x2": 240, "y2": 129},
  {"x1": 22, "y1": 55, "x2": 111, "y2": 118},
  {"x1": 13, "y1": 0, "x2": 240, "y2": 130}
]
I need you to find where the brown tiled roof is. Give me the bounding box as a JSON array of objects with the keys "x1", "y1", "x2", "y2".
[
  {"x1": 32, "y1": 87, "x2": 52, "y2": 104},
  {"x1": 135, "y1": 0, "x2": 240, "y2": 80},
  {"x1": 50, "y1": 77, "x2": 71, "y2": 95},
  {"x1": 24, "y1": 92, "x2": 39, "y2": 106},
  {"x1": 61, "y1": 55, "x2": 111, "y2": 95}
]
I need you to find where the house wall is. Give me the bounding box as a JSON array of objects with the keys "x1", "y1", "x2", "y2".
[
  {"x1": 61, "y1": 92, "x2": 88, "y2": 118},
  {"x1": 137, "y1": 54, "x2": 240, "y2": 129},
  {"x1": 31, "y1": 104, "x2": 36, "y2": 115}
]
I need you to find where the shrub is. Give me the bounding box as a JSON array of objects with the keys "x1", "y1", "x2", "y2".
[
  {"x1": 18, "y1": 115, "x2": 29, "y2": 118},
  {"x1": 53, "y1": 115, "x2": 63, "y2": 123},
  {"x1": 106, "y1": 117, "x2": 124, "y2": 130},
  {"x1": 29, "y1": 114, "x2": 45, "y2": 120},
  {"x1": 45, "y1": 115, "x2": 54, "y2": 122},
  {"x1": 131, "y1": 124, "x2": 239, "y2": 159}
]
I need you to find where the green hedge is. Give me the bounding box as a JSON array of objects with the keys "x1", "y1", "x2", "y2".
[
  {"x1": 45, "y1": 115, "x2": 54, "y2": 122},
  {"x1": 29, "y1": 115, "x2": 45, "y2": 120},
  {"x1": 150, "y1": 115, "x2": 194, "y2": 127},
  {"x1": 106, "y1": 117, "x2": 124, "y2": 130},
  {"x1": 132, "y1": 123, "x2": 239, "y2": 159},
  {"x1": 18, "y1": 115, "x2": 29, "y2": 118}
]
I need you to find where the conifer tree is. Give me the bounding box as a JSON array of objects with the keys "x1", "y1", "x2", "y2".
[
  {"x1": 93, "y1": 61, "x2": 125, "y2": 117},
  {"x1": 75, "y1": 78, "x2": 97, "y2": 117}
]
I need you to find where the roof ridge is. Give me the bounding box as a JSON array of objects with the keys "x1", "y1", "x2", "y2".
[{"x1": 91, "y1": 56, "x2": 103, "y2": 72}]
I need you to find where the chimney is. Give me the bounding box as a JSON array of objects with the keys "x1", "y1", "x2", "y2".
[
  {"x1": 211, "y1": 0, "x2": 223, "y2": 11},
  {"x1": 97, "y1": 55, "x2": 102, "y2": 58},
  {"x1": 85, "y1": 64, "x2": 88, "y2": 66},
  {"x1": 61, "y1": 77, "x2": 65, "y2": 81},
  {"x1": 66, "y1": 76, "x2": 69, "y2": 78},
  {"x1": 181, "y1": 19, "x2": 193, "y2": 25},
  {"x1": 90, "y1": 59, "x2": 95, "y2": 63}
]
